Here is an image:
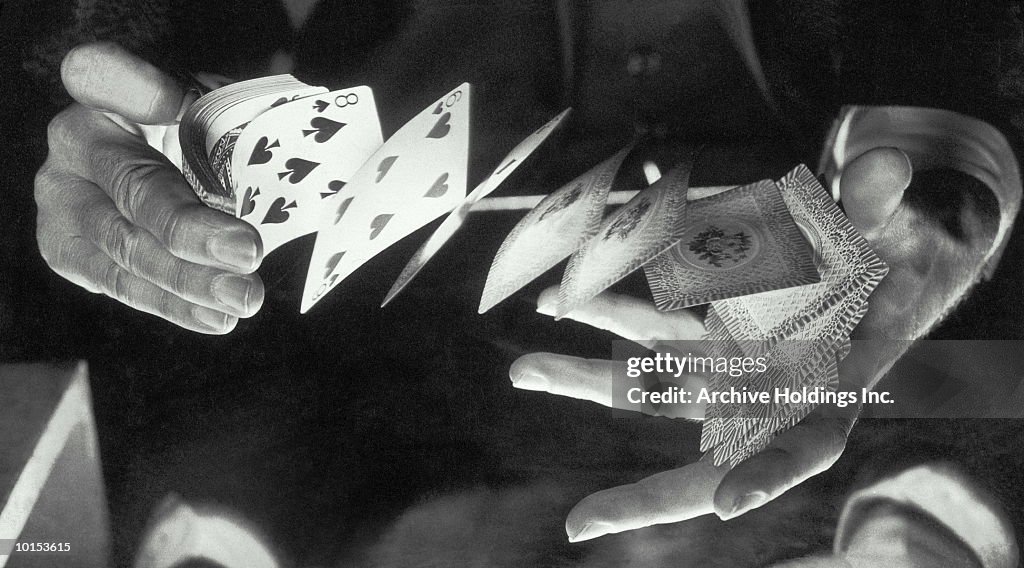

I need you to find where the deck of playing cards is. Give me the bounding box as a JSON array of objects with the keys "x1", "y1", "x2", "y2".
[
  {"x1": 180, "y1": 75, "x2": 569, "y2": 312},
  {"x1": 643, "y1": 179, "x2": 821, "y2": 310},
  {"x1": 180, "y1": 75, "x2": 381, "y2": 255},
  {"x1": 180, "y1": 77, "x2": 885, "y2": 467},
  {"x1": 699, "y1": 165, "x2": 887, "y2": 465},
  {"x1": 481, "y1": 159, "x2": 884, "y2": 466}
]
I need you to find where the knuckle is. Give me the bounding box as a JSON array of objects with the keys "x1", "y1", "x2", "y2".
[
  {"x1": 34, "y1": 220, "x2": 58, "y2": 268},
  {"x1": 45, "y1": 108, "x2": 76, "y2": 153},
  {"x1": 156, "y1": 209, "x2": 187, "y2": 251},
  {"x1": 101, "y1": 261, "x2": 130, "y2": 301},
  {"x1": 45, "y1": 113, "x2": 64, "y2": 148},
  {"x1": 168, "y1": 263, "x2": 195, "y2": 296},
  {"x1": 36, "y1": 223, "x2": 77, "y2": 273},
  {"x1": 33, "y1": 163, "x2": 59, "y2": 208},
  {"x1": 44, "y1": 105, "x2": 95, "y2": 171},
  {"x1": 34, "y1": 229, "x2": 105, "y2": 294},
  {"x1": 155, "y1": 289, "x2": 178, "y2": 319},
  {"x1": 106, "y1": 157, "x2": 164, "y2": 220},
  {"x1": 101, "y1": 215, "x2": 143, "y2": 269}
]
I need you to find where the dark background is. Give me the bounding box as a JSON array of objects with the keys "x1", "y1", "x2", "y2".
[{"x1": 2, "y1": 1, "x2": 1024, "y2": 566}]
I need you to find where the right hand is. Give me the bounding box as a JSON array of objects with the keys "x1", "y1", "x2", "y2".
[{"x1": 35, "y1": 42, "x2": 265, "y2": 334}]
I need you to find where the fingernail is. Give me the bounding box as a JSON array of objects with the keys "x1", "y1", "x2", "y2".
[
  {"x1": 535, "y1": 288, "x2": 560, "y2": 316},
  {"x1": 721, "y1": 491, "x2": 768, "y2": 521},
  {"x1": 193, "y1": 306, "x2": 229, "y2": 331},
  {"x1": 567, "y1": 521, "x2": 614, "y2": 543},
  {"x1": 536, "y1": 298, "x2": 556, "y2": 316},
  {"x1": 155, "y1": 88, "x2": 201, "y2": 125},
  {"x1": 210, "y1": 231, "x2": 261, "y2": 271},
  {"x1": 212, "y1": 274, "x2": 253, "y2": 315},
  {"x1": 510, "y1": 371, "x2": 549, "y2": 391},
  {"x1": 168, "y1": 88, "x2": 201, "y2": 125}
]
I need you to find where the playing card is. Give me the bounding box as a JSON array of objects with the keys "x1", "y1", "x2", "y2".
[
  {"x1": 300, "y1": 84, "x2": 472, "y2": 313},
  {"x1": 230, "y1": 86, "x2": 383, "y2": 254},
  {"x1": 694, "y1": 178, "x2": 875, "y2": 466},
  {"x1": 756, "y1": 289, "x2": 867, "y2": 369},
  {"x1": 469, "y1": 107, "x2": 572, "y2": 201},
  {"x1": 712, "y1": 165, "x2": 887, "y2": 355},
  {"x1": 700, "y1": 305, "x2": 843, "y2": 466},
  {"x1": 478, "y1": 145, "x2": 631, "y2": 313},
  {"x1": 207, "y1": 85, "x2": 330, "y2": 199},
  {"x1": 556, "y1": 158, "x2": 693, "y2": 318},
  {"x1": 181, "y1": 75, "x2": 326, "y2": 212},
  {"x1": 383, "y1": 108, "x2": 572, "y2": 307},
  {"x1": 207, "y1": 125, "x2": 245, "y2": 199},
  {"x1": 750, "y1": 353, "x2": 841, "y2": 463},
  {"x1": 701, "y1": 339, "x2": 841, "y2": 466},
  {"x1": 710, "y1": 354, "x2": 840, "y2": 466},
  {"x1": 697, "y1": 309, "x2": 757, "y2": 457},
  {"x1": 643, "y1": 180, "x2": 820, "y2": 311}
]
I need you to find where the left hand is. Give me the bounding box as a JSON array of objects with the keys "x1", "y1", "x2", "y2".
[
  {"x1": 514, "y1": 286, "x2": 863, "y2": 542},
  {"x1": 512, "y1": 146, "x2": 985, "y2": 542}
]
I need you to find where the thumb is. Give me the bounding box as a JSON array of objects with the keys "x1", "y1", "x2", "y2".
[
  {"x1": 839, "y1": 147, "x2": 913, "y2": 238},
  {"x1": 61, "y1": 41, "x2": 186, "y2": 125}
]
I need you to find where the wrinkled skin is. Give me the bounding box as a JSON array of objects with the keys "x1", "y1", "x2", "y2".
[{"x1": 35, "y1": 42, "x2": 265, "y2": 334}]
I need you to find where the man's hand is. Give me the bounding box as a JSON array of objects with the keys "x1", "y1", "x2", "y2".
[
  {"x1": 512, "y1": 147, "x2": 936, "y2": 542},
  {"x1": 35, "y1": 42, "x2": 264, "y2": 334},
  {"x1": 514, "y1": 288, "x2": 863, "y2": 542}
]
